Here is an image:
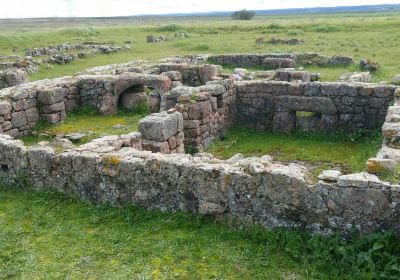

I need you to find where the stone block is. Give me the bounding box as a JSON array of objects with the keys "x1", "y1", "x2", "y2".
[
  {"x1": 168, "y1": 135, "x2": 177, "y2": 150},
  {"x1": 176, "y1": 132, "x2": 184, "y2": 146},
  {"x1": 25, "y1": 108, "x2": 39, "y2": 122},
  {"x1": 199, "y1": 64, "x2": 219, "y2": 84},
  {"x1": 161, "y1": 71, "x2": 182, "y2": 81},
  {"x1": 184, "y1": 120, "x2": 200, "y2": 129},
  {"x1": 338, "y1": 172, "x2": 382, "y2": 188},
  {"x1": 11, "y1": 111, "x2": 27, "y2": 128},
  {"x1": 2, "y1": 121, "x2": 12, "y2": 131},
  {"x1": 0, "y1": 101, "x2": 12, "y2": 115},
  {"x1": 22, "y1": 98, "x2": 37, "y2": 110},
  {"x1": 139, "y1": 112, "x2": 183, "y2": 142},
  {"x1": 41, "y1": 113, "x2": 61, "y2": 124},
  {"x1": 142, "y1": 139, "x2": 170, "y2": 154},
  {"x1": 41, "y1": 102, "x2": 66, "y2": 114},
  {"x1": 318, "y1": 170, "x2": 342, "y2": 182},
  {"x1": 367, "y1": 158, "x2": 396, "y2": 174},
  {"x1": 37, "y1": 87, "x2": 65, "y2": 105}
]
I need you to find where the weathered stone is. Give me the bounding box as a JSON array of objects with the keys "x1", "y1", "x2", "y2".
[
  {"x1": 119, "y1": 92, "x2": 147, "y2": 110},
  {"x1": 161, "y1": 71, "x2": 182, "y2": 81},
  {"x1": 0, "y1": 101, "x2": 12, "y2": 115},
  {"x1": 139, "y1": 112, "x2": 183, "y2": 142},
  {"x1": 142, "y1": 139, "x2": 170, "y2": 153},
  {"x1": 41, "y1": 113, "x2": 61, "y2": 124},
  {"x1": 11, "y1": 111, "x2": 27, "y2": 128},
  {"x1": 318, "y1": 170, "x2": 342, "y2": 182},
  {"x1": 37, "y1": 87, "x2": 65, "y2": 105},
  {"x1": 199, "y1": 64, "x2": 219, "y2": 84},
  {"x1": 367, "y1": 158, "x2": 396, "y2": 174},
  {"x1": 338, "y1": 172, "x2": 382, "y2": 188},
  {"x1": 25, "y1": 108, "x2": 39, "y2": 122},
  {"x1": 40, "y1": 102, "x2": 66, "y2": 114}
]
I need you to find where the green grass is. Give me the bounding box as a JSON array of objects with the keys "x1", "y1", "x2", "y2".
[
  {"x1": 206, "y1": 127, "x2": 382, "y2": 177},
  {"x1": 1, "y1": 12, "x2": 400, "y2": 82},
  {"x1": 0, "y1": 183, "x2": 399, "y2": 279},
  {"x1": 19, "y1": 106, "x2": 148, "y2": 146}
]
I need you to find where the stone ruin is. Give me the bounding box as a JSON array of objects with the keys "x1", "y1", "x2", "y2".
[
  {"x1": 0, "y1": 55, "x2": 399, "y2": 235},
  {"x1": 0, "y1": 42, "x2": 131, "y2": 79}
]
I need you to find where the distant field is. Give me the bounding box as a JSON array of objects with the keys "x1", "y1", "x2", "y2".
[{"x1": 1, "y1": 12, "x2": 400, "y2": 82}]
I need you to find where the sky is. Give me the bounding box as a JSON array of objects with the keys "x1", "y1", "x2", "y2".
[{"x1": 0, "y1": 0, "x2": 399, "y2": 18}]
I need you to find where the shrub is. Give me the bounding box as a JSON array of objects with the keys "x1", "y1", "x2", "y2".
[
  {"x1": 157, "y1": 24, "x2": 182, "y2": 32},
  {"x1": 232, "y1": 9, "x2": 256, "y2": 20}
]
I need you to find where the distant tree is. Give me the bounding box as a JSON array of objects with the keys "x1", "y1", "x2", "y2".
[{"x1": 232, "y1": 9, "x2": 256, "y2": 20}]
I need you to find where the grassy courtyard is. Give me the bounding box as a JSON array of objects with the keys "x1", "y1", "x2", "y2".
[
  {"x1": 206, "y1": 127, "x2": 382, "y2": 178},
  {"x1": 20, "y1": 105, "x2": 148, "y2": 146},
  {"x1": 1, "y1": 184, "x2": 399, "y2": 280}
]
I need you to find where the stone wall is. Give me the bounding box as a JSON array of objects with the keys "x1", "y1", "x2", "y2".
[
  {"x1": 0, "y1": 73, "x2": 173, "y2": 137},
  {"x1": 0, "y1": 133, "x2": 399, "y2": 235},
  {"x1": 159, "y1": 63, "x2": 220, "y2": 87},
  {"x1": 236, "y1": 81, "x2": 396, "y2": 132},
  {"x1": 0, "y1": 77, "x2": 79, "y2": 137},
  {"x1": 208, "y1": 53, "x2": 354, "y2": 68},
  {"x1": 174, "y1": 80, "x2": 236, "y2": 151}
]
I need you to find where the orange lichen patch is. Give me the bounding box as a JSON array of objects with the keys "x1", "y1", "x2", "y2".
[
  {"x1": 367, "y1": 160, "x2": 385, "y2": 174},
  {"x1": 221, "y1": 174, "x2": 232, "y2": 192},
  {"x1": 103, "y1": 154, "x2": 122, "y2": 166}
]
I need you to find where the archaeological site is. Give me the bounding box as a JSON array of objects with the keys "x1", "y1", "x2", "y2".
[{"x1": 0, "y1": 52, "x2": 399, "y2": 235}]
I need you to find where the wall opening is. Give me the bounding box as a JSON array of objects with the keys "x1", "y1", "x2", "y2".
[
  {"x1": 295, "y1": 111, "x2": 322, "y2": 132},
  {"x1": 118, "y1": 84, "x2": 147, "y2": 111}
]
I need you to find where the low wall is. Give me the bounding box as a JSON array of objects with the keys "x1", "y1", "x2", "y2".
[
  {"x1": 0, "y1": 133, "x2": 399, "y2": 235},
  {"x1": 208, "y1": 53, "x2": 354, "y2": 68},
  {"x1": 236, "y1": 81, "x2": 396, "y2": 132}
]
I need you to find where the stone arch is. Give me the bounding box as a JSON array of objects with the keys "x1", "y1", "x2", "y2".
[{"x1": 100, "y1": 73, "x2": 172, "y2": 115}]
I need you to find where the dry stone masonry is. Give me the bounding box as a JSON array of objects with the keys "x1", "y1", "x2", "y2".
[{"x1": 0, "y1": 55, "x2": 399, "y2": 235}]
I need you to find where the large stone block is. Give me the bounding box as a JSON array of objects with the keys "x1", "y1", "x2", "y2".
[
  {"x1": 139, "y1": 112, "x2": 183, "y2": 142},
  {"x1": 0, "y1": 101, "x2": 12, "y2": 115},
  {"x1": 11, "y1": 111, "x2": 27, "y2": 128},
  {"x1": 37, "y1": 87, "x2": 66, "y2": 105}
]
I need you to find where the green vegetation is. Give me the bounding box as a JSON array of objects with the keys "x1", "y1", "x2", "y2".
[
  {"x1": 1, "y1": 12, "x2": 400, "y2": 82},
  {"x1": 232, "y1": 9, "x2": 256, "y2": 21},
  {"x1": 19, "y1": 105, "x2": 148, "y2": 146},
  {"x1": 206, "y1": 127, "x2": 382, "y2": 177},
  {"x1": 1, "y1": 183, "x2": 399, "y2": 279}
]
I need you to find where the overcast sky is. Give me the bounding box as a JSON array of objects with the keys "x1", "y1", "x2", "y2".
[{"x1": 1, "y1": 0, "x2": 399, "y2": 18}]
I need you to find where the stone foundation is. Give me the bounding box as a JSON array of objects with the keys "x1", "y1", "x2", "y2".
[{"x1": 0, "y1": 58, "x2": 400, "y2": 235}]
